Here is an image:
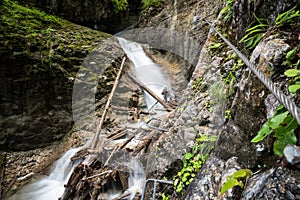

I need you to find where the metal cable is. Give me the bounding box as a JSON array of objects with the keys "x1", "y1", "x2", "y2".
[{"x1": 205, "y1": 20, "x2": 300, "y2": 125}]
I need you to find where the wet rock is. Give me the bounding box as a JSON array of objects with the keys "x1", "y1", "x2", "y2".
[
  {"x1": 0, "y1": 1, "x2": 123, "y2": 151},
  {"x1": 16, "y1": 0, "x2": 139, "y2": 33},
  {"x1": 213, "y1": 122, "x2": 258, "y2": 168},
  {"x1": 242, "y1": 167, "x2": 300, "y2": 200},
  {"x1": 283, "y1": 145, "x2": 300, "y2": 166},
  {"x1": 184, "y1": 157, "x2": 243, "y2": 199},
  {"x1": 232, "y1": 36, "x2": 291, "y2": 137}
]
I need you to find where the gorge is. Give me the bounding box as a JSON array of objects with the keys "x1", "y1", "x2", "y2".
[{"x1": 1, "y1": 0, "x2": 300, "y2": 199}]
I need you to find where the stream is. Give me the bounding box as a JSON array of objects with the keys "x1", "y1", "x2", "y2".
[{"x1": 7, "y1": 37, "x2": 172, "y2": 200}]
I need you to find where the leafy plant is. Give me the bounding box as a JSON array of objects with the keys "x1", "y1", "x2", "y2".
[
  {"x1": 208, "y1": 42, "x2": 222, "y2": 49},
  {"x1": 251, "y1": 105, "x2": 298, "y2": 156},
  {"x1": 275, "y1": 6, "x2": 300, "y2": 27},
  {"x1": 239, "y1": 14, "x2": 268, "y2": 49},
  {"x1": 283, "y1": 48, "x2": 298, "y2": 66},
  {"x1": 223, "y1": 54, "x2": 244, "y2": 96},
  {"x1": 225, "y1": 109, "x2": 232, "y2": 119},
  {"x1": 283, "y1": 48, "x2": 300, "y2": 94},
  {"x1": 141, "y1": 0, "x2": 163, "y2": 9},
  {"x1": 285, "y1": 68, "x2": 300, "y2": 93},
  {"x1": 240, "y1": 6, "x2": 300, "y2": 49},
  {"x1": 220, "y1": 169, "x2": 252, "y2": 195},
  {"x1": 220, "y1": 0, "x2": 234, "y2": 23},
  {"x1": 192, "y1": 77, "x2": 207, "y2": 94},
  {"x1": 111, "y1": 0, "x2": 128, "y2": 13},
  {"x1": 174, "y1": 134, "x2": 217, "y2": 194},
  {"x1": 162, "y1": 192, "x2": 170, "y2": 200}
]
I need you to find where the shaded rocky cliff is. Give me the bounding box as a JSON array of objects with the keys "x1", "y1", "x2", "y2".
[
  {"x1": 2, "y1": 0, "x2": 300, "y2": 199},
  {"x1": 0, "y1": 0, "x2": 120, "y2": 151},
  {"x1": 15, "y1": 0, "x2": 141, "y2": 33}
]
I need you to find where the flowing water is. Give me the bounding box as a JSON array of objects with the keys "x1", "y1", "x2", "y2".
[
  {"x1": 7, "y1": 147, "x2": 81, "y2": 200},
  {"x1": 125, "y1": 158, "x2": 146, "y2": 199},
  {"x1": 7, "y1": 38, "x2": 171, "y2": 200},
  {"x1": 118, "y1": 37, "x2": 172, "y2": 112}
]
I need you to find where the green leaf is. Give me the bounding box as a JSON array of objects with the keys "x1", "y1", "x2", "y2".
[
  {"x1": 274, "y1": 105, "x2": 285, "y2": 115},
  {"x1": 245, "y1": 24, "x2": 268, "y2": 32},
  {"x1": 182, "y1": 172, "x2": 190, "y2": 182},
  {"x1": 197, "y1": 135, "x2": 217, "y2": 142},
  {"x1": 288, "y1": 84, "x2": 300, "y2": 93},
  {"x1": 251, "y1": 122, "x2": 272, "y2": 142},
  {"x1": 274, "y1": 114, "x2": 298, "y2": 138},
  {"x1": 286, "y1": 49, "x2": 297, "y2": 60},
  {"x1": 208, "y1": 43, "x2": 222, "y2": 49},
  {"x1": 220, "y1": 178, "x2": 239, "y2": 195},
  {"x1": 284, "y1": 69, "x2": 300, "y2": 77},
  {"x1": 184, "y1": 152, "x2": 194, "y2": 160},
  {"x1": 230, "y1": 169, "x2": 253, "y2": 179},
  {"x1": 220, "y1": 169, "x2": 252, "y2": 195},
  {"x1": 273, "y1": 130, "x2": 297, "y2": 156},
  {"x1": 251, "y1": 34, "x2": 264, "y2": 48},
  {"x1": 268, "y1": 111, "x2": 289, "y2": 129},
  {"x1": 173, "y1": 178, "x2": 179, "y2": 187}
]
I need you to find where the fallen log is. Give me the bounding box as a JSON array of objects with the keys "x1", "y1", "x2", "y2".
[
  {"x1": 127, "y1": 73, "x2": 174, "y2": 112},
  {"x1": 107, "y1": 128, "x2": 126, "y2": 139},
  {"x1": 91, "y1": 56, "x2": 127, "y2": 149},
  {"x1": 120, "y1": 135, "x2": 135, "y2": 149},
  {"x1": 108, "y1": 130, "x2": 127, "y2": 140},
  {"x1": 82, "y1": 170, "x2": 113, "y2": 181},
  {"x1": 133, "y1": 130, "x2": 157, "y2": 154}
]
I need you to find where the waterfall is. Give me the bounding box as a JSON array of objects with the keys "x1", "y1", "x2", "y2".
[
  {"x1": 126, "y1": 158, "x2": 145, "y2": 199},
  {"x1": 118, "y1": 37, "x2": 172, "y2": 111},
  {"x1": 7, "y1": 147, "x2": 81, "y2": 200},
  {"x1": 8, "y1": 38, "x2": 171, "y2": 200}
]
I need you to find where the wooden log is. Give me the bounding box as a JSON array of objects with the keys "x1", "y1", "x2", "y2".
[
  {"x1": 82, "y1": 170, "x2": 113, "y2": 181},
  {"x1": 107, "y1": 128, "x2": 126, "y2": 139},
  {"x1": 133, "y1": 131, "x2": 157, "y2": 154},
  {"x1": 112, "y1": 106, "x2": 156, "y2": 115},
  {"x1": 108, "y1": 130, "x2": 127, "y2": 140},
  {"x1": 120, "y1": 135, "x2": 135, "y2": 149},
  {"x1": 127, "y1": 73, "x2": 174, "y2": 112},
  {"x1": 91, "y1": 57, "x2": 127, "y2": 149}
]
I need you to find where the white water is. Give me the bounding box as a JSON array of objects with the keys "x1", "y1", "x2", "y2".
[
  {"x1": 117, "y1": 38, "x2": 174, "y2": 199},
  {"x1": 118, "y1": 37, "x2": 172, "y2": 111},
  {"x1": 125, "y1": 158, "x2": 145, "y2": 199},
  {"x1": 7, "y1": 147, "x2": 81, "y2": 200},
  {"x1": 8, "y1": 38, "x2": 170, "y2": 200}
]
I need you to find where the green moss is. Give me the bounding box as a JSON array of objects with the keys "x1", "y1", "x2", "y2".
[
  {"x1": 141, "y1": 0, "x2": 163, "y2": 9},
  {"x1": 111, "y1": 0, "x2": 128, "y2": 13},
  {"x1": 1, "y1": 0, "x2": 110, "y2": 75}
]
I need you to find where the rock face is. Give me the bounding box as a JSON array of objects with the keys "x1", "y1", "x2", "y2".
[
  {"x1": 3, "y1": 0, "x2": 300, "y2": 199},
  {"x1": 16, "y1": 0, "x2": 141, "y2": 33},
  {"x1": 0, "y1": 0, "x2": 123, "y2": 151},
  {"x1": 130, "y1": 0, "x2": 300, "y2": 199}
]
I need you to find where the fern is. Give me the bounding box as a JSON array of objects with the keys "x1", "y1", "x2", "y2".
[
  {"x1": 239, "y1": 14, "x2": 268, "y2": 49},
  {"x1": 275, "y1": 6, "x2": 300, "y2": 27},
  {"x1": 240, "y1": 6, "x2": 300, "y2": 49}
]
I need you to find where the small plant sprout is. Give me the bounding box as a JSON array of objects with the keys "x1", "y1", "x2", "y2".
[{"x1": 220, "y1": 169, "x2": 252, "y2": 195}]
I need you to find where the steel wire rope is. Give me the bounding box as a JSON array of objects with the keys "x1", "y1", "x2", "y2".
[{"x1": 204, "y1": 19, "x2": 300, "y2": 125}]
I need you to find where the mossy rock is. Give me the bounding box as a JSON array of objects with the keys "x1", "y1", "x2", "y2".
[{"x1": 0, "y1": 0, "x2": 122, "y2": 151}]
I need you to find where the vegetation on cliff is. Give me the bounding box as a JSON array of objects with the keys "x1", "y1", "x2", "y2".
[
  {"x1": 0, "y1": 0, "x2": 110, "y2": 71},
  {"x1": 0, "y1": 0, "x2": 111, "y2": 151}
]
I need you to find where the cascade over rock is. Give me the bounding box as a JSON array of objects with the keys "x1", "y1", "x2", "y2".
[{"x1": 2, "y1": 0, "x2": 300, "y2": 199}]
